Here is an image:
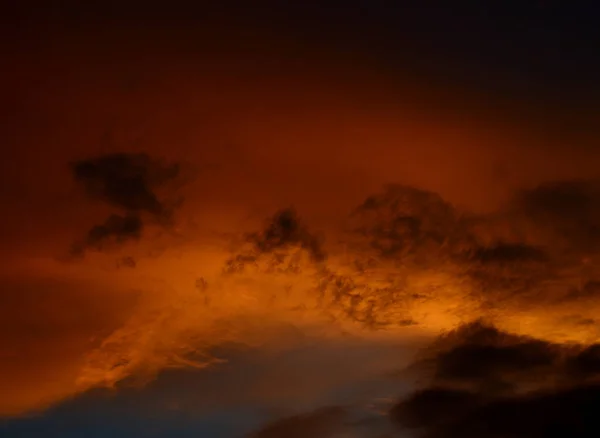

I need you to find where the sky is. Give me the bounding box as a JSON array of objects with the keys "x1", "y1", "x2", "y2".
[{"x1": 2, "y1": 1, "x2": 600, "y2": 437}]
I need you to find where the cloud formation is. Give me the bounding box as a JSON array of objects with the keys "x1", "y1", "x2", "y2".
[
  {"x1": 511, "y1": 180, "x2": 600, "y2": 250},
  {"x1": 349, "y1": 184, "x2": 467, "y2": 263},
  {"x1": 7, "y1": 154, "x2": 600, "y2": 436},
  {"x1": 391, "y1": 321, "x2": 600, "y2": 437},
  {"x1": 73, "y1": 214, "x2": 143, "y2": 255},
  {"x1": 224, "y1": 208, "x2": 326, "y2": 274},
  {"x1": 3, "y1": 17, "x2": 600, "y2": 435},
  {"x1": 210, "y1": 177, "x2": 600, "y2": 338},
  {"x1": 230, "y1": 181, "x2": 600, "y2": 438},
  {"x1": 69, "y1": 153, "x2": 182, "y2": 256}
]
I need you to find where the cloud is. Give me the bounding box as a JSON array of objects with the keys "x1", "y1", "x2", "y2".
[
  {"x1": 70, "y1": 214, "x2": 143, "y2": 256},
  {"x1": 65, "y1": 177, "x2": 600, "y2": 402},
  {"x1": 510, "y1": 179, "x2": 600, "y2": 250},
  {"x1": 349, "y1": 184, "x2": 465, "y2": 262},
  {"x1": 566, "y1": 344, "x2": 600, "y2": 379},
  {"x1": 513, "y1": 180, "x2": 599, "y2": 222},
  {"x1": 224, "y1": 208, "x2": 326, "y2": 274},
  {"x1": 391, "y1": 321, "x2": 600, "y2": 437},
  {"x1": 390, "y1": 387, "x2": 483, "y2": 431},
  {"x1": 346, "y1": 180, "x2": 600, "y2": 320},
  {"x1": 407, "y1": 321, "x2": 563, "y2": 392},
  {"x1": 393, "y1": 384, "x2": 600, "y2": 438},
  {"x1": 71, "y1": 152, "x2": 180, "y2": 217},
  {"x1": 466, "y1": 243, "x2": 547, "y2": 265},
  {"x1": 216, "y1": 179, "x2": 600, "y2": 336},
  {"x1": 0, "y1": 272, "x2": 138, "y2": 416},
  {"x1": 69, "y1": 153, "x2": 183, "y2": 256},
  {"x1": 252, "y1": 208, "x2": 326, "y2": 262}
]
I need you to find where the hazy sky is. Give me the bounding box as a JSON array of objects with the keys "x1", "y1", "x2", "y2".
[{"x1": 2, "y1": 2, "x2": 600, "y2": 437}]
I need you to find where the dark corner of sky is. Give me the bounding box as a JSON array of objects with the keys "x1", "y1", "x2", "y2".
[{"x1": 5, "y1": 1, "x2": 600, "y2": 117}]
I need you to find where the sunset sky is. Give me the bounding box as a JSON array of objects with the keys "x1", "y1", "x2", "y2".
[{"x1": 2, "y1": 2, "x2": 600, "y2": 437}]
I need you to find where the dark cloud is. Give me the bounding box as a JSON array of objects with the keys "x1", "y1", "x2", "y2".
[
  {"x1": 461, "y1": 241, "x2": 553, "y2": 303},
  {"x1": 70, "y1": 214, "x2": 143, "y2": 256},
  {"x1": 566, "y1": 344, "x2": 600, "y2": 380},
  {"x1": 71, "y1": 153, "x2": 180, "y2": 217},
  {"x1": 467, "y1": 243, "x2": 547, "y2": 265},
  {"x1": 419, "y1": 321, "x2": 560, "y2": 391},
  {"x1": 558, "y1": 280, "x2": 600, "y2": 304},
  {"x1": 343, "y1": 184, "x2": 578, "y2": 322},
  {"x1": 514, "y1": 180, "x2": 599, "y2": 220},
  {"x1": 392, "y1": 321, "x2": 600, "y2": 437},
  {"x1": 248, "y1": 406, "x2": 346, "y2": 438},
  {"x1": 407, "y1": 321, "x2": 600, "y2": 389},
  {"x1": 254, "y1": 209, "x2": 325, "y2": 260},
  {"x1": 70, "y1": 153, "x2": 182, "y2": 255},
  {"x1": 349, "y1": 184, "x2": 466, "y2": 262},
  {"x1": 453, "y1": 179, "x2": 600, "y2": 307},
  {"x1": 224, "y1": 208, "x2": 326, "y2": 274},
  {"x1": 390, "y1": 387, "x2": 483, "y2": 431},
  {"x1": 393, "y1": 384, "x2": 600, "y2": 438},
  {"x1": 347, "y1": 180, "x2": 600, "y2": 311},
  {"x1": 511, "y1": 180, "x2": 600, "y2": 251}
]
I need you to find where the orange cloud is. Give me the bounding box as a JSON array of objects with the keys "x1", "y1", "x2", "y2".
[{"x1": 0, "y1": 269, "x2": 138, "y2": 416}]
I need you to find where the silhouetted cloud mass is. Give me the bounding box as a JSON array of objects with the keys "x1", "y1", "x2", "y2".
[
  {"x1": 467, "y1": 243, "x2": 547, "y2": 265},
  {"x1": 224, "y1": 208, "x2": 326, "y2": 274},
  {"x1": 69, "y1": 153, "x2": 181, "y2": 255},
  {"x1": 71, "y1": 153, "x2": 180, "y2": 216},
  {"x1": 349, "y1": 184, "x2": 466, "y2": 263},
  {"x1": 511, "y1": 180, "x2": 600, "y2": 251},
  {"x1": 70, "y1": 214, "x2": 143, "y2": 256},
  {"x1": 391, "y1": 321, "x2": 600, "y2": 437},
  {"x1": 393, "y1": 384, "x2": 600, "y2": 438},
  {"x1": 252, "y1": 208, "x2": 326, "y2": 262}
]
